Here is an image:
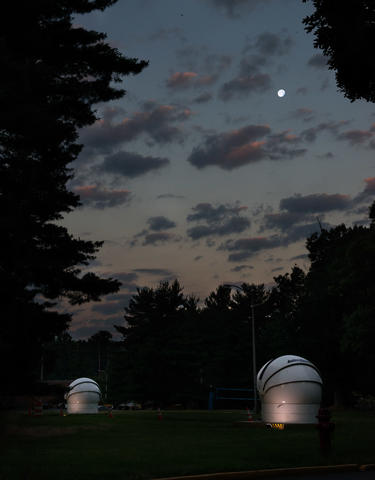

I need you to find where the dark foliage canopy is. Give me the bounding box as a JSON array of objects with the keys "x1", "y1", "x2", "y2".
[
  {"x1": 0, "y1": 0, "x2": 147, "y2": 390},
  {"x1": 297, "y1": 205, "x2": 375, "y2": 400},
  {"x1": 303, "y1": 0, "x2": 375, "y2": 102},
  {"x1": 113, "y1": 280, "x2": 203, "y2": 406}
]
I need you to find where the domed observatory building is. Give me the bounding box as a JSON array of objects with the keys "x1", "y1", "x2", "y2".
[
  {"x1": 66, "y1": 378, "x2": 101, "y2": 414},
  {"x1": 257, "y1": 355, "x2": 322, "y2": 424}
]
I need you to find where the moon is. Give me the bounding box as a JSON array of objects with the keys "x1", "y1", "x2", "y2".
[{"x1": 277, "y1": 89, "x2": 286, "y2": 97}]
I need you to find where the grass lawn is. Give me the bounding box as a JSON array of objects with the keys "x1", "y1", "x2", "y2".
[{"x1": 1, "y1": 409, "x2": 374, "y2": 480}]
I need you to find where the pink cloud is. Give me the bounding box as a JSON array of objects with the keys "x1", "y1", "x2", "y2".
[
  {"x1": 75, "y1": 185, "x2": 132, "y2": 209},
  {"x1": 166, "y1": 72, "x2": 198, "y2": 89}
]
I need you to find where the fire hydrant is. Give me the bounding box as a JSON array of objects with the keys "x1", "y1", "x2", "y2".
[{"x1": 316, "y1": 407, "x2": 334, "y2": 454}]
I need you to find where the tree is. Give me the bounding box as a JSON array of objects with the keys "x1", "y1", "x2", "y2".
[
  {"x1": 88, "y1": 330, "x2": 113, "y2": 345},
  {"x1": 88, "y1": 329, "x2": 113, "y2": 375},
  {"x1": 262, "y1": 266, "x2": 306, "y2": 360},
  {"x1": 114, "y1": 280, "x2": 202, "y2": 407},
  {"x1": 302, "y1": 0, "x2": 375, "y2": 102},
  {"x1": 200, "y1": 285, "x2": 238, "y2": 388},
  {"x1": 201, "y1": 283, "x2": 270, "y2": 391},
  {"x1": 297, "y1": 204, "x2": 375, "y2": 402},
  {"x1": 0, "y1": 0, "x2": 148, "y2": 391}
]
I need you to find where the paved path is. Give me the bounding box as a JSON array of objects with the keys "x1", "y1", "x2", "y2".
[{"x1": 274, "y1": 472, "x2": 375, "y2": 480}]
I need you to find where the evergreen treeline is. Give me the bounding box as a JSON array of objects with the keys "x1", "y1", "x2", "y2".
[
  {"x1": 48, "y1": 209, "x2": 375, "y2": 407},
  {"x1": 0, "y1": 0, "x2": 147, "y2": 393}
]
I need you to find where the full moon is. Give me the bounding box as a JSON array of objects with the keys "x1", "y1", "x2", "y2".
[{"x1": 277, "y1": 89, "x2": 286, "y2": 97}]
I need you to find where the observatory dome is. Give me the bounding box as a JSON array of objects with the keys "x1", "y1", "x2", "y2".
[
  {"x1": 257, "y1": 355, "x2": 322, "y2": 424},
  {"x1": 66, "y1": 377, "x2": 101, "y2": 414}
]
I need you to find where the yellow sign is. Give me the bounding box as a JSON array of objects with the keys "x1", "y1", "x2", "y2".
[{"x1": 270, "y1": 423, "x2": 285, "y2": 430}]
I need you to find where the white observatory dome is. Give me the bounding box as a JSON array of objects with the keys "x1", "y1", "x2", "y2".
[
  {"x1": 257, "y1": 355, "x2": 322, "y2": 424},
  {"x1": 66, "y1": 377, "x2": 101, "y2": 414}
]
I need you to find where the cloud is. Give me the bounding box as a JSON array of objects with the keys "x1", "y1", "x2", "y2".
[
  {"x1": 300, "y1": 121, "x2": 349, "y2": 142},
  {"x1": 266, "y1": 131, "x2": 307, "y2": 160},
  {"x1": 106, "y1": 292, "x2": 136, "y2": 302},
  {"x1": 175, "y1": 46, "x2": 232, "y2": 77},
  {"x1": 187, "y1": 217, "x2": 251, "y2": 239},
  {"x1": 219, "y1": 221, "x2": 325, "y2": 262},
  {"x1": 218, "y1": 31, "x2": 292, "y2": 101},
  {"x1": 192, "y1": 92, "x2": 213, "y2": 104},
  {"x1": 251, "y1": 32, "x2": 293, "y2": 56},
  {"x1": 113, "y1": 272, "x2": 138, "y2": 284},
  {"x1": 147, "y1": 216, "x2": 177, "y2": 231},
  {"x1": 204, "y1": 0, "x2": 272, "y2": 18},
  {"x1": 130, "y1": 229, "x2": 180, "y2": 247},
  {"x1": 361, "y1": 177, "x2": 375, "y2": 196},
  {"x1": 354, "y1": 177, "x2": 375, "y2": 204},
  {"x1": 230, "y1": 265, "x2": 254, "y2": 272},
  {"x1": 105, "y1": 272, "x2": 138, "y2": 292},
  {"x1": 320, "y1": 77, "x2": 330, "y2": 91},
  {"x1": 186, "y1": 202, "x2": 251, "y2": 239},
  {"x1": 74, "y1": 185, "x2": 132, "y2": 209},
  {"x1": 218, "y1": 204, "x2": 338, "y2": 262},
  {"x1": 79, "y1": 102, "x2": 192, "y2": 153},
  {"x1": 262, "y1": 211, "x2": 315, "y2": 232},
  {"x1": 218, "y1": 73, "x2": 271, "y2": 101},
  {"x1": 220, "y1": 236, "x2": 281, "y2": 262},
  {"x1": 188, "y1": 124, "x2": 306, "y2": 170},
  {"x1": 142, "y1": 232, "x2": 180, "y2": 246},
  {"x1": 130, "y1": 216, "x2": 179, "y2": 246},
  {"x1": 187, "y1": 202, "x2": 248, "y2": 223},
  {"x1": 290, "y1": 108, "x2": 315, "y2": 123},
  {"x1": 98, "y1": 151, "x2": 169, "y2": 178},
  {"x1": 187, "y1": 125, "x2": 270, "y2": 170},
  {"x1": 133, "y1": 268, "x2": 174, "y2": 276},
  {"x1": 271, "y1": 267, "x2": 284, "y2": 273},
  {"x1": 92, "y1": 301, "x2": 125, "y2": 315},
  {"x1": 148, "y1": 27, "x2": 187, "y2": 43},
  {"x1": 280, "y1": 193, "x2": 352, "y2": 213},
  {"x1": 290, "y1": 254, "x2": 309, "y2": 261},
  {"x1": 296, "y1": 87, "x2": 308, "y2": 95},
  {"x1": 100, "y1": 105, "x2": 126, "y2": 122},
  {"x1": 157, "y1": 193, "x2": 185, "y2": 199},
  {"x1": 318, "y1": 152, "x2": 334, "y2": 159},
  {"x1": 307, "y1": 53, "x2": 328, "y2": 69},
  {"x1": 337, "y1": 129, "x2": 373, "y2": 145},
  {"x1": 256, "y1": 179, "x2": 375, "y2": 249},
  {"x1": 167, "y1": 71, "x2": 198, "y2": 89},
  {"x1": 238, "y1": 54, "x2": 267, "y2": 75},
  {"x1": 166, "y1": 72, "x2": 218, "y2": 90},
  {"x1": 284, "y1": 222, "x2": 323, "y2": 244}
]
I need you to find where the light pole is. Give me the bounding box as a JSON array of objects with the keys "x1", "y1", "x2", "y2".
[{"x1": 224, "y1": 284, "x2": 267, "y2": 413}]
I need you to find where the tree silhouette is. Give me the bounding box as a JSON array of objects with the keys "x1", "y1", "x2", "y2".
[
  {"x1": 0, "y1": 0, "x2": 148, "y2": 391},
  {"x1": 297, "y1": 203, "x2": 375, "y2": 402},
  {"x1": 303, "y1": 0, "x2": 375, "y2": 102},
  {"x1": 114, "y1": 280, "x2": 202, "y2": 406}
]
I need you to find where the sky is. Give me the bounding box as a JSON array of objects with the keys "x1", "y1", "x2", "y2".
[{"x1": 58, "y1": 0, "x2": 375, "y2": 339}]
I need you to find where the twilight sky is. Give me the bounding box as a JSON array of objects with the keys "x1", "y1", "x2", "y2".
[{"x1": 58, "y1": 0, "x2": 375, "y2": 339}]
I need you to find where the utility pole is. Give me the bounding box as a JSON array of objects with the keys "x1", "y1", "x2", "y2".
[{"x1": 224, "y1": 284, "x2": 268, "y2": 413}]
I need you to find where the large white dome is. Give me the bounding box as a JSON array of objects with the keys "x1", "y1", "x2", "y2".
[
  {"x1": 66, "y1": 377, "x2": 101, "y2": 414},
  {"x1": 257, "y1": 355, "x2": 322, "y2": 424}
]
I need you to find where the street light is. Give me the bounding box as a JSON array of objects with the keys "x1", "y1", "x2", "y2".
[{"x1": 223, "y1": 283, "x2": 268, "y2": 413}]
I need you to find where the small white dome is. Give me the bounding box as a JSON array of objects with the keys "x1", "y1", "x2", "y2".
[
  {"x1": 257, "y1": 355, "x2": 322, "y2": 424},
  {"x1": 66, "y1": 377, "x2": 101, "y2": 414}
]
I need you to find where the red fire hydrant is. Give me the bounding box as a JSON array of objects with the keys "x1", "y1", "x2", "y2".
[{"x1": 316, "y1": 407, "x2": 334, "y2": 455}]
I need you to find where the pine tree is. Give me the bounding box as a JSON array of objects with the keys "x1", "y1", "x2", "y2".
[{"x1": 0, "y1": 0, "x2": 148, "y2": 391}]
